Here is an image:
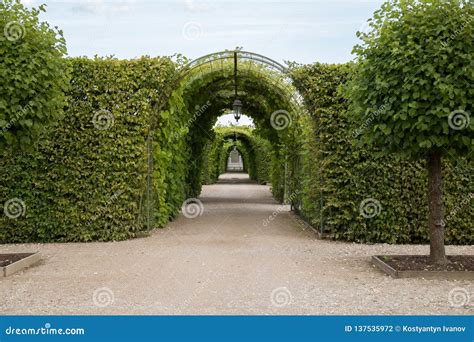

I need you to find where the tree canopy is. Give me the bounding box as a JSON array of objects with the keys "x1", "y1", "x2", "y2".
[
  {"x1": 0, "y1": 0, "x2": 69, "y2": 151},
  {"x1": 348, "y1": 0, "x2": 473, "y2": 157}
]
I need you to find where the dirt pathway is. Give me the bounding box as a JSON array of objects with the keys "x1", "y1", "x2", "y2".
[{"x1": 0, "y1": 173, "x2": 472, "y2": 314}]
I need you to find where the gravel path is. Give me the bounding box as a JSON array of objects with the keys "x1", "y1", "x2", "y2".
[{"x1": 0, "y1": 173, "x2": 472, "y2": 315}]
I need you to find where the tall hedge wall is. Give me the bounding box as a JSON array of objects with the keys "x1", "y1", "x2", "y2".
[
  {"x1": 0, "y1": 57, "x2": 179, "y2": 242},
  {"x1": 291, "y1": 63, "x2": 473, "y2": 245}
]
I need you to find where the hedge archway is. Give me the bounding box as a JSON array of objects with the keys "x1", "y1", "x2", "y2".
[{"x1": 146, "y1": 50, "x2": 308, "y2": 230}]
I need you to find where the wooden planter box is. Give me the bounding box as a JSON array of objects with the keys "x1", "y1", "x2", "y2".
[
  {"x1": 372, "y1": 255, "x2": 474, "y2": 280},
  {"x1": 0, "y1": 252, "x2": 41, "y2": 277}
]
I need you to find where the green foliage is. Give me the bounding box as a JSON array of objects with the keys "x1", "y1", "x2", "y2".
[
  {"x1": 0, "y1": 52, "x2": 299, "y2": 243},
  {"x1": 0, "y1": 57, "x2": 177, "y2": 242},
  {"x1": 201, "y1": 126, "x2": 272, "y2": 184},
  {"x1": 291, "y1": 62, "x2": 473, "y2": 244},
  {"x1": 154, "y1": 87, "x2": 192, "y2": 226},
  {"x1": 4, "y1": 36, "x2": 470, "y2": 247},
  {"x1": 0, "y1": 0, "x2": 69, "y2": 151},
  {"x1": 253, "y1": 134, "x2": 272, "y2": 183},
  {"x1": 347, "y1": 0, "x2": 473, "y2": 156},
  {"x1": 170, "y1": 60, "x2": 298, "y2": 199}
]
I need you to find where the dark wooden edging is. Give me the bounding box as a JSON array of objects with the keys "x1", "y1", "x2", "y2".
[
  {"x1": 1, "y1": 252, "x2": 41, "y2": 277},
  {"x1": 372, "y1": 255, "x2": 474, "y2": 280}
]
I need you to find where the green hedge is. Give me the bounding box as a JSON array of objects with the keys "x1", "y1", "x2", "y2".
[
  {"x1": 1, "y1": 55, "x2": 471, "y2": 245},
  {"x1": 0, "y1": 57, "x2": 179, "y2": 242},
  {"x1": 0, "y1": 56, "x2": 287, "y2": 243},
  {"x1": 201, "y1": 126, "x2": 272, "y2": 185},
  {"x1": 291, "y1": 63, "x2": 473, "y2": 245}
]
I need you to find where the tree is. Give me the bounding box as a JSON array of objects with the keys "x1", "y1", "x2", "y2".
[
  {"x1": 0, "y1": 0, "x2": 69, "y2": 151},
  {"x1": 347, "y1": 0, "x2": 473, "y2": 264}
]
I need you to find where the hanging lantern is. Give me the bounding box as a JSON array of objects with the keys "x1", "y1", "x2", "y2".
[
  {"x1": 233, "y1": 99, "x2": 242, "y2": 122},
  {"x1": 232, "y1": 50, "x2": 242, "y2": 123}
]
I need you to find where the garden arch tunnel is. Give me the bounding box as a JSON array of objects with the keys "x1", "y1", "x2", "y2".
[
  {"x1": 144, "y1": 49, "x2": 308, "y2": 230},
  {"x1": 219, "y1": 130, "x2": 266, "y2": 181}
]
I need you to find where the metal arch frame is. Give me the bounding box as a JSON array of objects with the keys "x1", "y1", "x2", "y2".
[
  {"x1": 175, "y1": 51, "x2": 306, "y2": 208},
  {"x1": 180, "y1": 50, "x2": 300, "y2": 106},
  {"x1": 184, "y1": 50, "x2": 288, "y2": 76},
  {"x1": 170, "y1": 55, "x2": 305, "y2": 123},
  {"x1": 186, "y1": 70, "x2": 293, "y2": 105},
  {"x1": 151, "y1": 49, "x2": 303, "y2": 119},
  {"x1": 221, "y1": 131, "x2": 253, "y2": 142},
  {"x1": 144, "y1": 49, "x2": 305, "y2": 231},
  {"x1": 221, "y1": 134, "x2": 255, "y2": 174}
]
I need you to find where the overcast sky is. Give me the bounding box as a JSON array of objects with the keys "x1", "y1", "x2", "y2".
[{"x1": 24, "y1": 0, "x2": 385, "y2": 64}]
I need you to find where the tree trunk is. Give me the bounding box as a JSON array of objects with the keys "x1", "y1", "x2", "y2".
[{"x1": 427, "y1": 150, "x2": 447, "y2": 265}]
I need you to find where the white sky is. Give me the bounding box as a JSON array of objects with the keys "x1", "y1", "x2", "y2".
[
  {"x1": 24, "y1": 0, "x2": 385, "y2": 64},
  {"x1": 215, "y1": 114, "x2": 253, "y2": 127}
]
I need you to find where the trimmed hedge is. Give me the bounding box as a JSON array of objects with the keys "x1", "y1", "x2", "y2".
[
  {"x1": 201, "y1": 126, "x2": 272, "y2": 184},
  {"x1": 0, "y1": 57, "x2": 179, "y2": 242},
  {"x1": 0, "y1": 56, "x2": 291, "y2": 243},
  {"x1": 290, "y1": 63, "x2": 473, "y2": 245},
  {"x1": 1, "y1": 55, "x2": 471, "y2": 245}
]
